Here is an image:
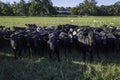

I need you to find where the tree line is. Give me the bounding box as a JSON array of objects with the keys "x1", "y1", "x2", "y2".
[
  {"x1": 0, "y1": 0, "x2": 56, "y2": 16},
  {"x1": 0, "y1": 0, "x2": 120, "y2": 16},
  {"x1": 70, "y1": 0, "x2": 120, "y2": 16}
]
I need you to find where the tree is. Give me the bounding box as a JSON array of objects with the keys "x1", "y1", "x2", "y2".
[
  {"x1": 41, "y1": 0, "x2": 56, "y2": 15},
  {"x1": 82, "y1": 0, "x2": 97, "y2": 15},
  {"x1": 0, "y1": 0, "x2": 119, "y2": 16},
  {"x1": 28, "y1": 0, "x2": 36, "y2": 16},
  {"x1": 0, "y1": 2, "x2": 13, "y2": 16},
  {"x1": 77, "y1": 3, "x2": 85, "y2": 15},
  {"x1": 17, "y1": 0, "x2": 28, "y2": 16},
  {"x1": 6, "y1": 2, "x2": 14, "y2": 16},
  {"x1": 70, "y1": 7, "x2": 78, "y2": 15},
  {"x1": 113, "y1": 1, "x2": 120, "y2": 16},
  {"x1": 28, "y1": 0, "x2": 56, "y2": 16},
  {"x1": 71, "y1": 0, "x2": 98, "y2": 16}
]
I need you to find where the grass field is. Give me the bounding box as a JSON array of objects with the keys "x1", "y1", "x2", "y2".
[
  {"x1": 0, "y1": 16, "x2": 120, "y2": 27},
  {"x1": 0, "y1": 16, "x2": 120, "y2": 80},
  {"x1": 1, "y1": 48, "x2": 120, "y2": 80}
]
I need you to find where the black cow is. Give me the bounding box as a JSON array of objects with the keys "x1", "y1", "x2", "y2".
[
  {"x1": 10, "y1": 31, "x2": 28, "y2": 59},
  {"x1": 76, "y1": 27, "x2": 95, "y2": 62},
  {"x1": 59, "y1": 31, "x2": 73, "y2": 54},
  {"x1": 47, "y1": 31, "x2": 60, "y2": 62},
  {"x1": 2, "y1": 24, "x2": 119, "y2": 62}
]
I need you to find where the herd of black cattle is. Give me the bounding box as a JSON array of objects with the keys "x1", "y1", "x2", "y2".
[{"x1": 0, "y1": 24, "x2": 120, "y2": 62}]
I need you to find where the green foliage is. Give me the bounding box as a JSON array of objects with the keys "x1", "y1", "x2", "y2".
[
  {"x1": 0, "y1": 0, "x2": 120, "y2": 16},
  {"x1": 0, "y1": 0, "x2": 56, "y2": 16},
  {"x1": 70, "y1": 7, "x2": 78, "y2": 15},
  {"x1": 17, "y1": 0, "x2": 27, "y2": 16},
  {"x1": 70, "y1": 0, "x2": 120, "y2": 16}
]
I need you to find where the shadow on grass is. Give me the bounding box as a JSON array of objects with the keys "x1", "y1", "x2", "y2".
[{"x1": 0, "y1": 47, "x2": 120, "y2": 65}]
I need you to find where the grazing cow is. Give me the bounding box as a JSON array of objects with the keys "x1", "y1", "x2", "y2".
[
  {"x1": 59, "y1": 31, "x2": 73, "y2": 54},
  {"x1": 47, "y1": 31, "x2": 60, "y2": 62},
  {"x1": 0, "y1": 24, "x2": 120, "y2": 63},
  {"x1": 13, "y1": 26, "x2": 26, "y2": 32},
  {"x1": 10, "y1": 31, "x2": 27, "y2": 59},
  {"x1": 113, "y1": 29, "x2": 120, "y2": 52},
  {"x1": 2, "y1": 28, "x2": 13, "y2": 47},
  {"x1": 76, "y1": 27, "x2": 95, "y2": 62},
  {"x1": 31, "y1": 28, "x2": 49, "y2": 55},
  {"x1": 0, "y1": 27, "x2": 12, "y2": 48},
  {"x1": 0, "y1": 31, "x2": 5, "y2": 48}
]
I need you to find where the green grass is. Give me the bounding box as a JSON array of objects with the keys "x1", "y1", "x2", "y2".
[
  {"x1": 0, "y1": 16, "x2": 120, "y2": 27},
  {"x1": 0, "y1": 16, "x2": 120, "y2": 80},
  {"x1": 0, "y1": 50, "x2": 120, "y2": 80}
]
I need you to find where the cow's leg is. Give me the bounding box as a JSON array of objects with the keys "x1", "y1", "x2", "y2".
[
  {"x1": 112, "y1": 41, "x2": 116, "y2": 53},
  {"x1": 48, "y1": 49, "x2": 52, "y2": 61},
  {"x1": 34, "y1": 47, "x2": 37, "y2": 54},
  {"x1": 63, "y1": 42, "x2": 67, "y2": 54},
  {"x1": 94, "y1": 45, "x2": 100, "y2": 59},
  {"x1": 18, "y1": 48, "x2": 22, "y2": 59},
  {"x1": 90, "y1": 49, "x2": 93, "y2": 62},
  {"x1": 23, "y1": 46, "x2": 28, "y2": 57},
  {"x1": 83, "y1": 51, "x2": 86, "y2": 62},
  {"x1": 68, "y1": 43, "x2": 72, "y2": 53},
  {"x1": 13, "y1": 49, "x2": 17, "y2": 59},
  {"x1": 23, "y1": 48, "x2": 26, "y2": 55},
  {"x1": 41, "y1": 46, "x2": 44, "y2": 57},
  {"x1": 63, "y1": 43, "x2": 67, "y2": 58},
  {"x1": 31, "y1": 47, "x2": 34, "y2": 56},
  {"x1": 56, "y1": 48, "x2": 60, "y2": 62},
  {"x1": 28, "y1": 47, "x2": 32, "y2": 58},
  {"x1": 96, "y1": 50, "x2": 100, "y2": 59}
]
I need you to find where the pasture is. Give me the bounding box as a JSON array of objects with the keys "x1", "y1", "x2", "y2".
[
  {"x1": 0, "y1": 16, "x2": 120, "y2": 80},
  {"x1": 0, "y1": 16, "x2": 120, "y2": 27}
]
